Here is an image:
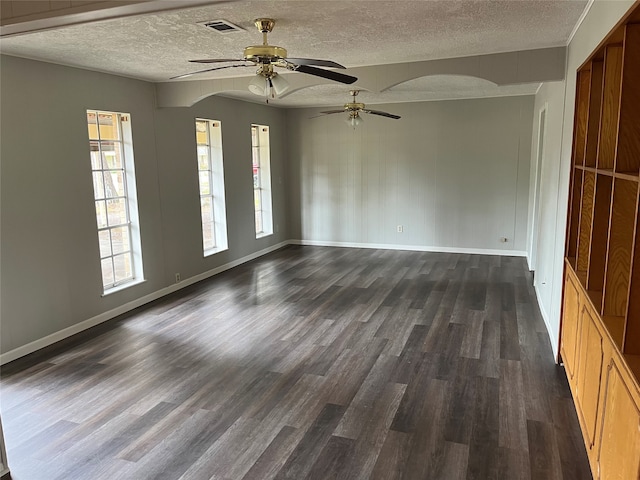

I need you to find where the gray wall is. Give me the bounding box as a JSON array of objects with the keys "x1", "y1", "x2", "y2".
[
  {"x1": 287, "y1": 96, "x2": 533, "y2": 253},
  {"x1": 153, "y1": 96, "x2": 288, "y2": 284},
  {"x1": 0, "y1": 55, "x2": 288, "y2": 356}
]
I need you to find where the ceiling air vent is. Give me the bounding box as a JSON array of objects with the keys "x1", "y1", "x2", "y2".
[{"x1": 199, "y1": 20, "x2": 244, "y2": 34}]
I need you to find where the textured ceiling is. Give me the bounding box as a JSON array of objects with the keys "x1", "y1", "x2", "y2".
[{"x1": 0, "y1": 0, "x2": 589, "y2": 106}]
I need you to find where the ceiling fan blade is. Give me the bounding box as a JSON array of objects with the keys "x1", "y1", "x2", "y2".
[
  {"x1": 295, "y1": 65, "x2": 357, "y2": 84},
  {"x1": 286, "y1": 58, "x2": 346, "y2": 69},
  {"x1": 362, "y1": 109, "x2": 401, "y2": 119},
  {"x1": 170, "y1": 63, "x2": 252, "y2": 80},
  {"x1": 189, "y1": 58, "x2": 252, "y2": 64},
  {"x1": 310, "y1": 110, "x2": 347, "y2": 119}
]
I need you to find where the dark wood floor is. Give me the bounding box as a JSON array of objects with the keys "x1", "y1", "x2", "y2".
[{"x1": 0, "y1": 246, "x2": 591, "y2": 480}]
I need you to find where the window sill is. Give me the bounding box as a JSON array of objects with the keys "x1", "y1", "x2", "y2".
[
  {"x1": 102, "y1": 278, "x2": 146, "y2": 297},
  {"x1": 256, "y1": 232, "x2": 273, "y2": 239},
  {"x1": 204, "y1": 246, "x2": 228, "y2": 257}
]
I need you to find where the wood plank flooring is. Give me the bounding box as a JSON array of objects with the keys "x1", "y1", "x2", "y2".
[{"x1": 0, "y1": 246, "x2": 591, "y2": 480}]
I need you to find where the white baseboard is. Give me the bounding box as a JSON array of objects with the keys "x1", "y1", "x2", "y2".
[
  {"x1": 290, "y1": 239, "x2": 527, "y2": 257},
  {"x1": 533, "y1": 282, "x2": 559, "y2": 362},
  {"x1": 0, "y1": 241, "x2": 289, "y2": 365}
]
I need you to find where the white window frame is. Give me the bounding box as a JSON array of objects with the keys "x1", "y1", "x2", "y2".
[
  {"x1": 87, "y1": 110, "x2": 144, "y2": 294},
  {"x1": 251, "y1": 124, "x2": 273, "y2": 238},
  {"x1": 195, "y1": 118, "x2": 228, "y2": 255}
]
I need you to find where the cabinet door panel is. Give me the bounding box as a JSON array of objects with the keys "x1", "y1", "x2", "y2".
[
  {"x1": 576, "y1": 305, "x2": 604, "y2": 449},
  {"x1": 562, "y1": 271, "x2": 582, "y2": 381},
  {"x1": 597, "y1": 360, "x2": 640, "y2": 480}
]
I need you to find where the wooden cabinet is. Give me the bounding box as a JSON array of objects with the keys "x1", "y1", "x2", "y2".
[
  {"x1": 562, "y1": 271, "x2": 582, "y2": 382},
  {"x1": 597, "y1": 358, "x2": 640, "y2": 480},
  {"x1": 575, "y1": 302, "x2": 604, "y2": 451},
  {"x1": 563, "y1": 265, "x2": 640, "y2": 480},
  {"x1": 561, "y1": 4, "x2": 640, "y2": 480}
]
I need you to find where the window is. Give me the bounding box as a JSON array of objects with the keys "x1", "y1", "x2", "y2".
[
  {"x1": 195, "y1": 119, "x2": 228, "y2": 255},
  {"x1": 87, "y1": 110, "x2": 143, "y2": 293},
  {"x1": 251, "y1": 124, "x2": 273, "y2": 237}
]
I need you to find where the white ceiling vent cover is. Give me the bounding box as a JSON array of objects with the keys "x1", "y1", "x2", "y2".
[{"x1": 198, "y1": 20, "x2": 244, "y2": 34}]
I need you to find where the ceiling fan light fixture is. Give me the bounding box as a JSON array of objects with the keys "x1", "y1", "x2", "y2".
[
  {"x1": 248, "y1": 74, "x2": 268, "y2": 95},
  {"x1": 270, "y1": 73, "x2": 290, "y2": 95},
  {"x1": 346, "y1": 113, "x2": 363, "y2": 128},
  {"x1": 248, "y1": 71, "x2": 289, "y2": 99}
]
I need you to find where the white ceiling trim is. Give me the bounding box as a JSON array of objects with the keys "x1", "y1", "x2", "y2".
[{"x1": 566, "y1": 0, "x2": 597, "y2": 45}]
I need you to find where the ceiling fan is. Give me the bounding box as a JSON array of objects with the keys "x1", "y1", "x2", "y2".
[
  {"x1": 315, "y1": 90, "x2": 401, "y2": 127},
  {"x1": 171, "y1": 18, "x2": 357, "y2": 100}
]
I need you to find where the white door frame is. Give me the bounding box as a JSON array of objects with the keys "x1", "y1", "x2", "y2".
[{"x1": 529, "y1": 103, "x2": 548, "y2": 272}]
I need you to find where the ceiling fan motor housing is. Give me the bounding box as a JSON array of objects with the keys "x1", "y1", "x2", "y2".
[
  {"x1": 244, "y1": 45, "x2": 287, "y2": 62},
  {"x1": 245, "y1": 18, "x2": 286, "y2": 63},
  {"x1": 346, "y1": 103, "x2": 365, "y2": 115}
]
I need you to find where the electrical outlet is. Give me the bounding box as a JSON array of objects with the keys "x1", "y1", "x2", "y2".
[
  {"x1": 175, "y1": 273, "x2": 181, "y2": 283},
  {"x1": 397, "y1": 225, "x2": 403, "y2": 233}
]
